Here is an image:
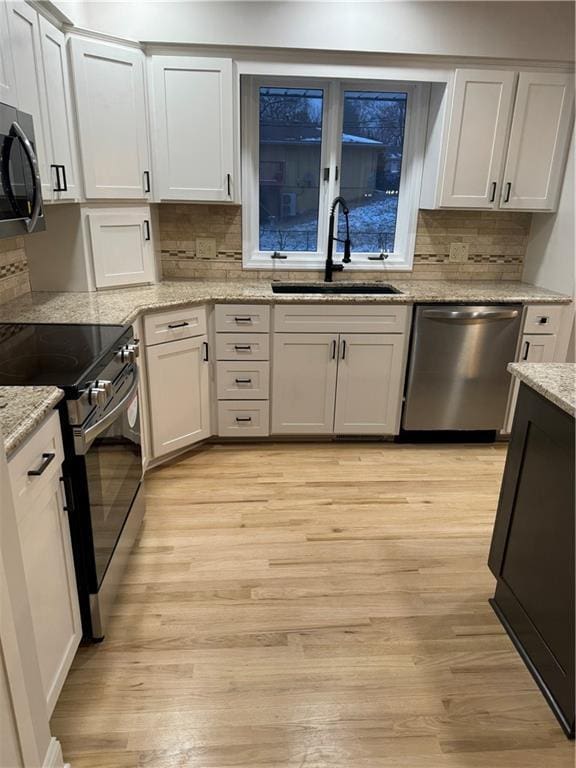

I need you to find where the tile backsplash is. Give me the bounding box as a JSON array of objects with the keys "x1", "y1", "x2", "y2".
[
  {"x1": 159, "y1": 205, "x2": 532, "y2": 282},
  {"x1": 0, "y1": 237, "x2": 31, "y2": 305}
]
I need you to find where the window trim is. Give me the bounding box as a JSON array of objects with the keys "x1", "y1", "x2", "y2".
[{"x1": 242, "y1": 76, "x2": 430, "y2": 271}]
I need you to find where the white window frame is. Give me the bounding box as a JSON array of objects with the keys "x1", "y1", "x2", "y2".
[{"x1": 242, "y1": 76, "x2": 430, "y2": 271}]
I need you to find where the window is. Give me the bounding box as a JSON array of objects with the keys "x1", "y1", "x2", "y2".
[{"x1": 242, "y1": 77, "x2": 428, "y2": 270}]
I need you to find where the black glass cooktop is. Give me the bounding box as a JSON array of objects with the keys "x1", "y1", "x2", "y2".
[{"x1": 0, "y1": 323, "x2": 128, "y2": 388}]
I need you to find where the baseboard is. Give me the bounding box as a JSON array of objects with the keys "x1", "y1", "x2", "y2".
[{"x1": 43, "y1": 737, "x2": 65, "y2": 768}]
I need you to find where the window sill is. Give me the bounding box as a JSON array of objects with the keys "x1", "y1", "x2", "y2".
[{"x1": 242, "y1": 255, "x2": 414, "y2": 271}]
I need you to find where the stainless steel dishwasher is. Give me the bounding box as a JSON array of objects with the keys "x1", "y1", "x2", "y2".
[{"x1": 402, "y1": 304, "x2": 522, "y2": 431}]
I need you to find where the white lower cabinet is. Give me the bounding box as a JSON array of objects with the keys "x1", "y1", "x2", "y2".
[
  {"x1": 147, "y1": 334, "x2": 211, "y2": 457},
  {"x1": 333, "y1": 334, "x2": 406, "y2": 435},
  {"x1": 8, "y1": 411, "x2": 81, "y2": 716},
  {"x1": 272, "y1": 333, "x2": 338, "y2": 434},
  {"x1": 272, "y1": 332, "x2": 407, "y2": 436}
]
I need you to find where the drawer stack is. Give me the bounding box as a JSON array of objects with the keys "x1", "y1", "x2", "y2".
[{"x1": 215, "y1": 304, "x2": 271, "y2": 436}]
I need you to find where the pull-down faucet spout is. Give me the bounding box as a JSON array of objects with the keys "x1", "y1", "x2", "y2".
[{"x1": 325, "y1": 196, "x2": 352, "y2": 282}]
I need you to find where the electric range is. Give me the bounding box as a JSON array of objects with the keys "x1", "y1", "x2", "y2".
[{"x1": 0, "y1": 323, "x2": 144, "y2": 641}]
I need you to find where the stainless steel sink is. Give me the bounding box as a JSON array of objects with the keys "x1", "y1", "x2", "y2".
[{"x1": 271, "y1": 283, "x2": 402, "y2": 295}]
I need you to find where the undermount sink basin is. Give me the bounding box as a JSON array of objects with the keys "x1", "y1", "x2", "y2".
[{"x1": 271, "y1": 283, "x2": 402, "y2": 295}]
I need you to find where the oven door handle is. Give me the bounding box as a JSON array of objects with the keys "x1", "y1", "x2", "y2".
[
  {"x1": 79, "y1": 371, "x2": 139, "y2": 454},
  {"x1": 10, "y1": 121, "x2": 42, "y2": 234}
]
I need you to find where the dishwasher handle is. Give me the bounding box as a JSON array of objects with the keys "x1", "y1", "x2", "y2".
[{"x1": 422, "y1": 308, "x2": 520, "y2": 321}]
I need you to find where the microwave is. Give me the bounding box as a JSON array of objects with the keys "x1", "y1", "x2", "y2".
[{"x1": 0, "y1": 101, "x2": 45, "y2": 239}]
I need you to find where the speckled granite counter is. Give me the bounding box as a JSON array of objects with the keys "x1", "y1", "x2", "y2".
[
  {"x1": 508, "y1": 363, "x2": 576, "y2": 417},
  {"x1": 0, "y1": 279, "x2": 570, "y2": 326},
  {"x1": 0, "y1": 386, "x2": 63, "y2": 459}
]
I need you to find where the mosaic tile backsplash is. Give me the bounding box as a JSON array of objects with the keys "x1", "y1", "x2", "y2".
[
  {"x1": 0, "y1": 237, "x2": 31, "y2": 305},
  {"x1": 159, "y1": 205, "x2": 532, "y2": 282}
]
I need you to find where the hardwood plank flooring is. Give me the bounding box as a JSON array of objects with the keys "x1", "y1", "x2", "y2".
[{"x1": 51, "y1": 443, "x2": 575, "y2": 767}]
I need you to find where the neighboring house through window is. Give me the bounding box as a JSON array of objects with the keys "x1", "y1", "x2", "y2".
[{"x1": 242, "y1": 77, "x2": 429, "y2": 270}]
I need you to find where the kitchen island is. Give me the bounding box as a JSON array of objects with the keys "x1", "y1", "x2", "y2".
[{"x1": 488, "y1": 362, "x2": 575, "y2": 737}]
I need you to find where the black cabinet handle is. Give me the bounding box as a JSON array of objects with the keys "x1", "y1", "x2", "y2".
[
  {"x1": 234, "y1": 345, "x2": 252, "y2": 351},
  {"x1": 167, "y1": 321, "x2": 189, "y2": 329},
  {"x1": 143, "y1": 219, "x2": 150, "y2": 241},
  {"x1": 341, "y1": 339, "x2": 347, "y2": 360},
  {"x1": 51, "y1": 164, "x2": 62, "y2": 192},
  {"x1": 489, "y1": 181, "x2": 497, "y2": 203},
  {"x1": 235, "y1": 378, "x2": 252, "y2": 384},
  {"x1": 203, "y1": 341, "x2": 209, "y2": 362},
  {"x1": 144, "y1": 170, "x2": 151, "y2": 193},
  {"x1": 335, "y1": 165, "x2": 339, "y2": 182},
  {"x1": 504, "y1": 182, "x2": 512, "y2": 203},
  {"x1": 59, "y1": 164, "x2": 67, "y2": 192},
  {"x1": 234, "y1": 317, "x2": 252, "y2": 323},
  {"x1": 235, "y1": 416, "x2": 252, "y2": 422},
  {"x1": 538, "y1": 316, "x2": 549, "y2": 325},
  {"x1": 522, "y1": 341, "x2": 530, "y2": 360},
  {"x1": 331, "y1": 339, "x2": 337, "y2": 360},
  {"x1": 28, "y1": 452, "x2": 55, "y2": 477},
  {"x1": 227, "y1": 173, "x2": 231, "y2": 197}
]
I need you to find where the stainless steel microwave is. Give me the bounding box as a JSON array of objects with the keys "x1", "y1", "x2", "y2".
[{"x1": 0, "y1": 101, "x2": 45, "y2": 239}]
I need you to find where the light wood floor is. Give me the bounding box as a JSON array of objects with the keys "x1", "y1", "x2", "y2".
[{"x1": 52, "y1": 443, "x2": 575, "y2": 767}]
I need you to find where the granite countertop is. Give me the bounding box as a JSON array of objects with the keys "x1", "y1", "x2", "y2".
[
  {"x1": 0, "y1": 279, "x2": 570, "y2": 326},
  {"x1": 508, "y1": 363, "x2": 576, "y2": 417},
  {"x1": 0, "y1": 386, "x2": 64, "y2": 459}
]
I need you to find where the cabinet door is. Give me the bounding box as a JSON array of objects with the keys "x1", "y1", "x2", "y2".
[
  {"x1": 88, "y1": 209, "x2": 155, "y2": 288},
  {"x1": 441, "y1": 69, "x2": 516, "y2": 208},
  {"x1": 6, "y1": 1, "x2": 52, "y2": 201},
  {"x1": 271, "y1": 333, "x2": 337, "y2": 434},
  {"x1": 70, "y1": 37, "x2": 150, "y2": 199},
  {"x1": 37, "y1": 17, "x2": 78, "y2": 201},
  {"x1": 147, "y1": 335, "x2": 211, "y2": 457},
  {"x1": 151, "y1": 56, "x2": 234, "y2": 201},
  {"x1": 0, "y1": 1, "x2": 17, "y2": 106},
  {"x1": 17, "y1": 475, "x2": 81, "y2": 715},
  {"x1": 501, "y1": 72, "x2": 574, "y2": 211},
  {"x1": 334, "y1": 334, "x2": 406, "y2": 435}
]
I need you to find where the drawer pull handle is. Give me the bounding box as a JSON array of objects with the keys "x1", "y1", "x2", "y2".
[
  {"x1": 28, "y1": 452, "x2": 55, "y2": 477},
  {"x1": 203, "y1": 341, "x2": 209, "y2": 362},
  {"x1": 234, "y1": 317, "x2": 252, "y2": 323},
  {"x1": 235, "y1": 378, "x2": 252, "y2": 384},
  {"x1": 234, "y1": 345, "x2": 252, "y2": 351},
  {"x1": 235, "y1": 416, "x2": 252, "y2": 422},
  {"x1": 538, "y1": 317, "x2": 549, "y2": 325},
  {"x1": 168, "y1": 321, "x2": 189, "y2": 329}
]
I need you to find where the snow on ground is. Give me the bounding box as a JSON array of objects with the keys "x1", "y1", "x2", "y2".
[{"x1": 260, "y1": 191, "x2": 398, "y2": 252}]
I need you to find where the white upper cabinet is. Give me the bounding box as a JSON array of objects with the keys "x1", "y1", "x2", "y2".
[
  {"x1": 88, "y1": 207, "x2": 156, "y2": 288},
  {"x1": 500, "y1": 72, "x2": 575, "y2": 210},
  {"x1": 0, "y1": 1, "x2": 17, "y2": 105},
  {"x1": 440, "y1": 69, "x2": 516, "y2": 209},
  {"x1": 37, "y1": 17, "x2": 78, "y2": 201},
  {"x1": 422, "y1": 68, "x2": 574, "y2": 212},
  {"x1": 6, "y1": 2, "x2": 51, "y2": 200},
  {"x1": 70, "y1": 37, "x2": 151, "y2": 199},
  {"x1": 150, "y1": 56, "x2": 235, "y2": 201}
]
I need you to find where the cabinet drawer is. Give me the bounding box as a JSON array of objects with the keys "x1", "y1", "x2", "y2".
[
  {"x1": 215, "y1": 333, "x2": 270, "y2": 361},
  {"x1": 274, "y1": 304, "x2": 409, "y2": 334},
  {"x1": 144, "y1": 305, "x2": 207, "y2": 346},
  {"x1": 8, "y1": 410, "x2": 64, "y2": 518},
  {"x1": 523, "y1": 305, "x2": 563, "y2": 335},
  {"x1": 216, "y1": 362, "x2": 270, "y2": 400},
  {"x1": 215, "y1": 304, "x2": 270, "y2": 333},
  {"x1": 217, "y1": 401, "x2": 270, "y2": 437}
]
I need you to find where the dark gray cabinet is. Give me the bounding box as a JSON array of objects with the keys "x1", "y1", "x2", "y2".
[{"x1": 489, "y1": 383, "x2": 574, "y2": 737}]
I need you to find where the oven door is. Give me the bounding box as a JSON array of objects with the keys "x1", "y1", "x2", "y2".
[
  {"x1": 0, "y1": 102, "x2": 44, "y2": 238},
  {"x1": 79, "y1": 371, "x2": 143, "y2": 589}
]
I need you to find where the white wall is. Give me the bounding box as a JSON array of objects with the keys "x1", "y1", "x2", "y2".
[
  {"x1": 523, "y1": 133, "x2": 575, "y2": 361},
  {"x1": 55, "y1": 1, "x2": 575, "y2": 63},
  {"x1": 523, "y1": 134, "x2": 574, "y2": 294}
]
